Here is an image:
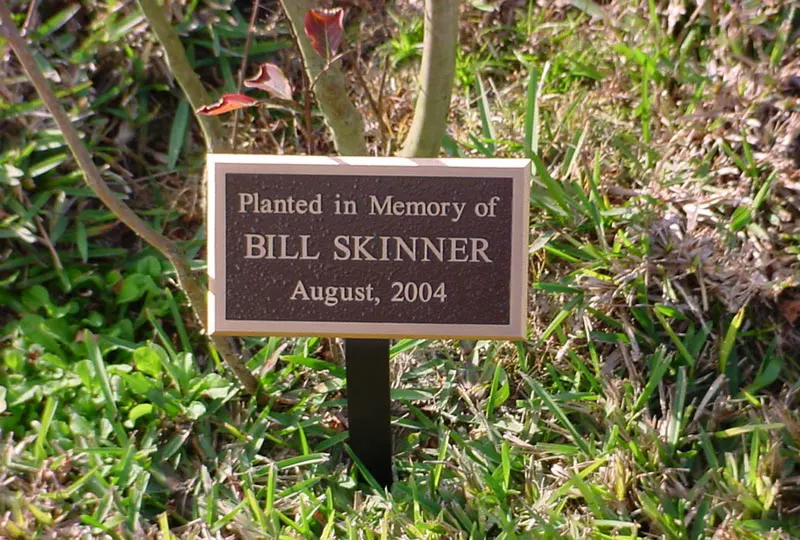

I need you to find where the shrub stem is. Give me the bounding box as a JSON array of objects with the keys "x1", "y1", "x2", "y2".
[
  {"x1": 137, "y1": 0, "x2": 228, "y2": 153},
  {"x1": 399, "y1": 0, "x2": 459, "y2": 157},
  {"x1": 278, "y1": 0, "x2": 367, "y2": 156}
]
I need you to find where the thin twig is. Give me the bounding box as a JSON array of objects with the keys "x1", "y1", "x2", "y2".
[
  {"x1": 377, "y1": 56, "x2": 389, "y2": 109},
  {"x1": 377, "y1": 55, "x2": 391, "y2": 150},
  {"x1": 256, "y1": 98, "x2": 305, "y2": 114},
  {"x1": 303, "y1": 66, "x2": 313, "y2": 154},
  {"x1": 231, "y1": 0, "x2": 260, "y2": 149},
  {"x1": 20, "y1": 0, "x2": 38, "y2": 36},
  {"x1": 307, "y1": 49, "x2": 354, "y2": 91},
  {"x1": 23, "y1": 191, "x2": 65, "y2": 280},
  {"x1": 0, "y1": 2, "x2": 264, "y2": 403},
  {"x1": 2, "y1": 0, "x2": 36, "y2": 62},
  {"x1": 352, "y1": 58, "x2": 391, "y2": 153}
]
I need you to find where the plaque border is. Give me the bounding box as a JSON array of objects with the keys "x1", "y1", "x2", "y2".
[{"x1": 208, "y1": 155, "x2": 530, "y2": 339}]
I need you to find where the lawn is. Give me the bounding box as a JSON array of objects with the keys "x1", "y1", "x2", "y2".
[{"x1": 1, "y1": 0, "x2": 799, "y2": 538}]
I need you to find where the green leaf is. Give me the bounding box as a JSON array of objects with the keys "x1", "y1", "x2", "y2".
[
  {"x1": 144, "y1": 387, "x2": 183, "y2": 417},
  {"x1": 743, "y1": 353, "x2": 783, "y2": 396},
  {"x1": 117, "y1": 274, "x2": 157, "y2": 303},
  {"x1": 3, "y1": 349, "x2": 25, "y2": 372},
  {"x1": 530, "y1": 231, "x2": 556, "y2": 253},
  {"x1": 136, "y1": 255, "x2": 162, "y2": 278},
  {"x1": 21, "y1": 285, "x2": 51, "y2": 312},
  {"x1": 133, "y1": 347, "x2": 162, "y2": 378},
  {"x1": 523, "y1": 67, "x2": 539, "y2": 158},
  {"x1": 37, "y1": 4, "x2": 81, "y2": 39},
  {"x1": 129, "y1": 403, "x2": 155, "y2": 422},
  {"x1": 76, "y1": 221, "x2": 88, "y2": 263},
  {"x1": 476, "y1": 75, "x2": 496, "y2": 155},
  {"x1": 107, "y1": 11, "x2": 146, "y2": 42},
  {"x1": 74, "y1": 359, "x2": 96, "y2": 390},
  {"x1": 714, "y1": 423, "x2": 785, "y2": 439},
  {"x1": 634, "y1": 347, "x2": 672, "y2": 413},
  {"x1": 69, "y1": 412, "x2": 94, "y2": 437},
  {"x1": 275, "y1": 453, "x2": 329, "y2": 470},
  {"x1": 720, "y1": 307, "x2": 745, "y2": 375},
  {"x1": 654, "y1": 309, "x2": 696, "y2": 367},
  {"x1": 35, "y1": 396, "x2": 58, "y2": 462},
  {"x1": 0, "y1": 164, "x2": 23, "y2": 186},
  {"x1": 185, "y1": 401, "x2": 206, "y2": 420},
  {"x1": 667, "y1": 367, "x2": 687, "y2": 451},
  {"x1": 157, "y1": 430, "x2": 191, "y2": 461},
  {"x1": 167, "y1": 100, "x2": 190, "y2": 170},
  {"x1": 30, "y1": 152, "x2": 68, "y2": 177},
  {"x1": 189, "y1": 373, "x2": 231, "y2": 397},
  {"x1": 570, "y1": 61, "x2": 605, "y2": 81},
  {"x1": 486, "y1": 364, "x2": 510, "y2": 418},
  {"x1": 654, "y1": 304, "x2": 686, "y2": 320},
  {"x1": 284, "y1": 355, "x2": 345, "y2": 379},
  {"x1": 122, "y1": 372, "x2": 158, "y2": 396},
  {"x1": 19, "y1": 314, "x2": 64, "y2": 357},
  {"x1": 730, "y1": 206, "x2": 751, "y2": 231},
  {"x1": 86, "y1": 330, "x2": 117, "y2": 417},
  {"x1": 531, "y1": 153, "x2": 573, "y2": 217},
  {"x1": 391, "y1": 388, "x2": 434, "y2": 401},
  {"x1": 522, "y1": 374, "x2": 594, "y2": 457}
]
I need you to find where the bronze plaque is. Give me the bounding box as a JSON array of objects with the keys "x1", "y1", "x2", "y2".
[{"x1": 208, "y1": 155, "x2": 529, "y2": 339}]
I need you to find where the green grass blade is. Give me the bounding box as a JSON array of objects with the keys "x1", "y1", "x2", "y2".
[
  {"x1": 719, "y1": 307, "x2": 745, "y2": 375},
  {"x1": 167, "y1": 99, "x2": 190, "y2": 170},
  {"x1": 523, "y1": 67, "x2": 539, "y2": 157},
  {"x1": 522, "y1": 374, "x2": 594, "y2": 457},
  {"x1": 85, "y1": 330, "x2": 118, "y2": 417},
  {"x1": 34, "y1": 396, "x2": 58, "y2": 463},
  {"x1": 476, "y1": 75, "x2": 497, "y2": 155},
  {"x1": 536, "y1": 295, "x2": 582, "y2": 344},
  {"x1": 668, "y1": 367, "x2": 687, "y2": 452},
  {"x1": 531, "y1": 153, "x2": 574, "y2": 217},
  {"x1": 713, "y1": 423, "x2": 785, "y2": 439},
  {"x1": 211, "y1": 500, "x2": 248, "y2": 534},
  {"x1": 633, "y1": 347, "x2": 672, "y2": 413},
  {"x1": 344, "y1": 444, "x2": 385, "y2": 492},
  {"x1": 654, "y1": 309, "x2": 696, "y2": 368}
]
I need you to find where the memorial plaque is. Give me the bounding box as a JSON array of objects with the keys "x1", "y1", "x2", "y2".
[{"x1": 207, "y1": 155, "x2": 529, "y2": 339}]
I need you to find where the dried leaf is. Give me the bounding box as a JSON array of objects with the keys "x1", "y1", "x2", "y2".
[
  {"x1": 195, "y1": 93, "x2": 257, "y2": 116},
  {"x1": 780, "y1": 299, "x2": 800, "y2": 325},
  {"x1": 303, "y1": 8, "x2": 344, "y2": 58},
  {"x1": 244, "y1": 63, "x2": 293, "y2": 101}
]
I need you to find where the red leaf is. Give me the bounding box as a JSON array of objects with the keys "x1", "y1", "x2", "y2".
[
  {"x1": 243, "y1": 63, "x2": 293, "y2": 100},
  {"x1": 303, "y1": 8, "x2": 344, "y2": 58},
  {"x1": 195, "y1": 93, "x2": 257, "y2": 116}
]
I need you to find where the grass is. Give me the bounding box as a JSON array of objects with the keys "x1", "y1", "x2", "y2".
[{"x1": 1, "y1": 0, "x2": 800, "y2": 538}]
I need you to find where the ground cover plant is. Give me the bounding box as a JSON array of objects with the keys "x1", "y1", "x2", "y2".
[{"x1": 1, "y1": 0, "x2": 799, "y2": 538}]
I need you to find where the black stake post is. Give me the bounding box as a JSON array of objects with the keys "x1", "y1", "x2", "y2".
[{"x1": 344, "y1": 338, "x2": 393, "y2": 489}]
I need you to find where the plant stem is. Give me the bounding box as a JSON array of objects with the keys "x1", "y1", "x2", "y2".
[
  {"x1": 399, "y1": 0, "x2": 459, "y2": 157},
  {"x1": 278, "y1": 0, "x2": 367, "y2": 156},
  {"x1": 0, "y1": 2, "x2": 263, "y2": 403},
  {"x1": 137, "y1": 0, "x2": 228, "y2": 153},
  {"x1": 231, "y1": 0, "x2": 260, "y2": 148}
]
